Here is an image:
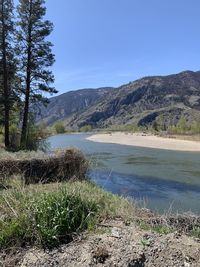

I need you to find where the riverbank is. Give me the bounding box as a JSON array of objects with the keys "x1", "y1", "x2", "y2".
[
  {"x1": 1, "y1": 180, "x2": 200, "y2": 266},
  {"x1": 87, "y1": 132, "x2": 200, "y2": 151},
  {"x1": 1, "y1": 184, "x2": 199, "y2": 266},
  {"x1": 1, "y1": 149, "x2": 200, "y2": 266}
]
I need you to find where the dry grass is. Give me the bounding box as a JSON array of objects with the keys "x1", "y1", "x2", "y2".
[
  {"x1": 138, "y1": 211, "x2": 200, "y2": 237},
  {"x1": 0, "y1": 149, "x2": 46, "y2": 160},
  {"x1": 0, "y1": 149, "x2": 88, "y2": 185}
]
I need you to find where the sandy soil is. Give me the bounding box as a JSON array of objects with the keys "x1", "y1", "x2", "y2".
[
  {"x1": 2, "y1": 219, "x2": 199, "y2": 267},
  {"x1": 87, "y1": 132, "x2": 200, "y2": 152}
]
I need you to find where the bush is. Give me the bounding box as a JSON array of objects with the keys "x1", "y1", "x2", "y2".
[
  {"x1": 54, "y1": 122, "x2": 65, "y2": 134},
  {"x1": 9, "y1": 124, "x2": 21, "y2": 150},
  {"x1": 23, "y1": 124, "x2": 49, "y2": 151},
  {"x1": 167, "y1": 117, "x2": 200, "y2": 135},
  {"x1": 79, "y1": 125, "x2": 92, "y2": 132},
  {"x1": 0, "y1": 149, "x2": 89, "y2": 184},
  {"x1": 190, "y1": 122, "x2": 200, "y2": 134},
  {"x1": 124, "y1": 124, "x2": 137, "y2": 132}
]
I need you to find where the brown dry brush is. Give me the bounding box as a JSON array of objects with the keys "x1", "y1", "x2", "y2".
[
  {"x1": 138, "y1": 211, "x2": 200, "y2": 235},
  {"x1": 0, "y1": 149, "x2": 89, "y2": 184},
  {"x1": 149, "y1": 214, "x2": 200, "y2": 233}
]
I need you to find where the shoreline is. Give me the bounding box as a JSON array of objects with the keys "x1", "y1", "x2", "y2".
[{"x1": 87, "y1": 132, "x2": 200, "y2": 152}]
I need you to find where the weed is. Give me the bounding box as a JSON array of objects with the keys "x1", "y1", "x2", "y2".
[
  {"x1": 139, "y1": 221, "x2": 173, "y2": 235},
  {"x1": 191, "y1": 227, "x2": 200, "y2": 239},
  {"x1": 140, "y1": 239, "x2": 150, "y2": 248}
]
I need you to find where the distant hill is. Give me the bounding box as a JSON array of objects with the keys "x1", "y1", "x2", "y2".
[
  {"x1": 36, "y1": 70, "x2": 200, "y2": 129},
  {"x1": 35, "y1": 87, "x2": 114, "y2": 126}
]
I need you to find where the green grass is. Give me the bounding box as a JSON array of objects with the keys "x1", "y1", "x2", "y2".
[
  {"x1": 139, "y1": 221, "x2": 174, "y2": 235},
  {"x1": 191, "y1": 227, "x2": 200, "y2": 239},
  {"x1": 0, "y1": 181, "x2": 134, "y2": 249}
]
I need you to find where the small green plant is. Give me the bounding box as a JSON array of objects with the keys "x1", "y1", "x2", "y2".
[
  {"x1": 140, "y1": 239, "x2": 150, "y2": 248},
  {"x1": 152, "y1": 225, "x2": 173, "y2": 235},
  {"x1": 191, "y1": 227, "x2": 200, "y2": 238},
  {"x1": 139, "y1": 221, "x2": 173, "y2": 235}
]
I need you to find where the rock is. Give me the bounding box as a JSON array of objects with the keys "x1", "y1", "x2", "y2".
[{"x1": 111, "y1": 227, "x2": 121, "y2": 238}]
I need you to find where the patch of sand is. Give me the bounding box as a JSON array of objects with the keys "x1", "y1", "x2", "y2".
[{"x1": 87, "y1": 132, "x2": 200, "y2": 151}]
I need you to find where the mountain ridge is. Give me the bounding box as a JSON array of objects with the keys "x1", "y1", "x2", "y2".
[{"x1": 36, "y1": 70, "x2": 200, "y2": 129}]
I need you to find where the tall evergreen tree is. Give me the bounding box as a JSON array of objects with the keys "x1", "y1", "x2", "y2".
[
  {"x1": 17, "y1": 0, "x2": 57, "y2": 149},
  {"x1": 0, "y1": 0, "x2": 15, "y2": 148}
]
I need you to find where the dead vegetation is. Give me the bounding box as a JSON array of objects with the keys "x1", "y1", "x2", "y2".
[
  {"x1": 0, "y1": 148, "x2": 89, "y2": 185},
  {"x1": 137, "y1": 211, "x2": 200, "y2": 239}
]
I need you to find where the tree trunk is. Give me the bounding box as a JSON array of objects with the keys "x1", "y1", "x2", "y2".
[
  {"x1": 1, "y1": 0, "x2": 10, "y2": 148},
  {"x1": 20, "y1": 0, "x2": 32, "y2": 149},
  {"x1": 20, "y1": 78, "x2": 30, "y2": 148}
]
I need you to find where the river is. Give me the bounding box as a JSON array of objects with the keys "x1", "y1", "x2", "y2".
[{"x1": 48, "y1": 133, "x2": 200, "y2": 214}]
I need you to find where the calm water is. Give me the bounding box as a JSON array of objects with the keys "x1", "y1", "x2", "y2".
[{"x1": 48, "y1": 133, "x2": 200, "y2": 214}]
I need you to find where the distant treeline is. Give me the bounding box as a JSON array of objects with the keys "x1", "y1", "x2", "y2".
[{"x1": 64, "y1": 116, "x2": 200, "y2": 135}]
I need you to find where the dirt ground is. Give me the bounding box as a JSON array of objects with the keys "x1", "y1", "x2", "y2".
[{"x1": 1, "y1": 219, "x2": 200, "y2": 267}]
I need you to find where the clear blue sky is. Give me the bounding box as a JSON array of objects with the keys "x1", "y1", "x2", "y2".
[{"x1": 45, "y1": 0, "x2": 200, "y2": 94}]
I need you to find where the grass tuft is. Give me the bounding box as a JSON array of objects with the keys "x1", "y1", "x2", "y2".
[
  {"x1": 33, "y1": 190, "x2": 98, "y2": 248},
  {"x1": 0, "y1": 181, "x2": 134, "y2": 249},
  {"x1": 191, "y1": 227, "x2": 200, "y2": 239}
]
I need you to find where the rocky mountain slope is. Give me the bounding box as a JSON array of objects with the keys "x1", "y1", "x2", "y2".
[
  {"x1": 68, "y1": 70, "x2": 200, "y2": 129},
  {"x1": 37, "y1": 70, "x2": 200, "y2": 128},
  {"x1": 35, "y1": 87, "x2": 114, "y2": 126}
]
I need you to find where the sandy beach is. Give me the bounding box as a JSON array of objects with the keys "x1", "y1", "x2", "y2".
[{"x1": 87, "y1": 132, "x2": 200, "y2": 151}]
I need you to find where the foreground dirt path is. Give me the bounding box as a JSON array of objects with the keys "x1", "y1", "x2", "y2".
[
  {"x1": 87, "y1": 132, "x2": 200, "y2": 151},
  {"x1": 1, "y1": 219, "x2": 198, "y2": 267}
]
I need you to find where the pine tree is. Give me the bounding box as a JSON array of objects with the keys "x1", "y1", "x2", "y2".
[
  {"x1": 17, "y1": 0, "x2": 57, "y2": 149},
  {"x1": 0, "y1": 0, "x2": 15, "y2": 148}
]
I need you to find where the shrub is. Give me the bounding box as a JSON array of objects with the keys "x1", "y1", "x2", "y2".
[
  {"x1": 9, "y1": 124, "x2": 21, "y2": 150},
  {"x1": 124, "y1": 124, "x2": 138, "y2": 132},
  {"x1": 79, "y1": 125, "x2": 92, "y2": 132},
  {"x1": 152, "y1": 121, "x2": 159, "y2": 131},
  {"x1": 0, "y1": 149, "x2": 89, "y2": 184},
  {"x1": 176, "y1": 117, "x2": 188, "y2": 133},
  {"x1": 25, "y1": 124, "x2": 50, "y2": 151},
  {"x1": 54, "y1": 122, "x2": 65, "y2": 134},
  {"x1": 190, "y1": 122, "x2": 200, "y2": 134}
]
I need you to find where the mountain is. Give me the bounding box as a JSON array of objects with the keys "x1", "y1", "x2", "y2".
[
  {"x1": 37, "y1": 70, "x2": 200, "y2": 129},
  {"x1": 35, "y1": 87, "x2": 114, "y2": 126},
  {"x1": 67, "y1": 70, "x2": 200, "y2": 128}
]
